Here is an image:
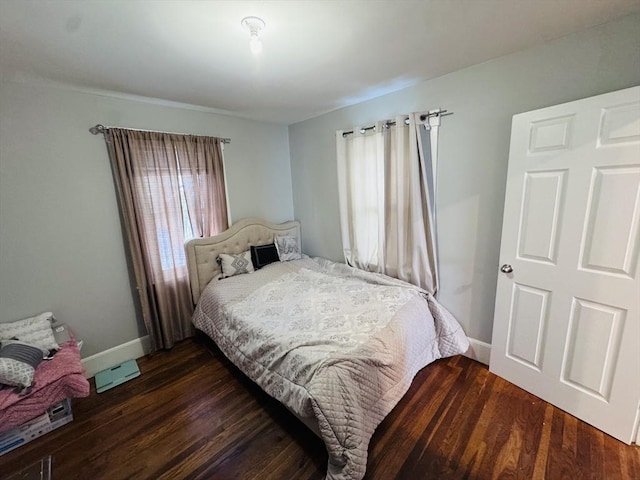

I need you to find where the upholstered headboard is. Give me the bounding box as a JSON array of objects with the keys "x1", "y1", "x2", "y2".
[{"x1": 185, "y1": 217, "x2": 301, "y2": 305}]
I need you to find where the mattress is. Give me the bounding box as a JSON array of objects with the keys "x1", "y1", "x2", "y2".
[{"x1": 192, "y1": 257, "x2": 469, "y2": 480}]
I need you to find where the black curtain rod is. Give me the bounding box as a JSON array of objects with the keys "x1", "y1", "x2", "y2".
[
  {"x1": 342, "y1": 109, "x2": 452, "y2": 137},
  {"x1": 89, "y1": 124, "x2": 231, "y2": 144}
]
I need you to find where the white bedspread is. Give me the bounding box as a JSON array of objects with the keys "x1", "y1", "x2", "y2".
[{"x1": 192, "y1": 257, "x2": 469, "y2": 480}]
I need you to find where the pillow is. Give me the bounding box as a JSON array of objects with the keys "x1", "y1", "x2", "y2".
[
  {"x1": 250, "y1": 243, "x2": 280, "y2": 269},
  {"x1": 218, "y1": 250, "x2": 255, "y2": 278},
  {"x1": 275, "y1": 235, "x2": 302, "y2": 262},
  {"x1": 0, "y1": 312, "x2": 59, "y2": 352},
  {"x1": 0, "y1": 340, "x2": 48, "y2": 392}
]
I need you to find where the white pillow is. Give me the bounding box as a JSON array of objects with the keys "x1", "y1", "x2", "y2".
[
  {"x1": 0, "y1": 340, "x2": 48, "y2": 392},
  {"x1": 218, "y1": 250, "x2": 255, "y2": 278},
  {"x1": 275, "y1": 235, "x2": 302, "y2": 261},
  {"x1": 0, "y1": 312, "x2": 59, "y2": 351}
]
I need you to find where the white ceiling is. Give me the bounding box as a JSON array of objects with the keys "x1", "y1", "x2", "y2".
[{"x1": 1, "y1": 0, "x2": 638, "y2": 124}]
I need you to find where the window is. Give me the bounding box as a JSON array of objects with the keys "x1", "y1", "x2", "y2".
[
  {"x1": 336, "y1": 114, "x2": 440, "y2": 293},
  {"x1": 156, "y1": 170, "x2": 194, "y2": 270},
  {"x1": 107, "y1": 127, "x2": 229, "y2": 350}
]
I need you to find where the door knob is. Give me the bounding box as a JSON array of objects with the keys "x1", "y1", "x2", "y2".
[{"x1": 500, "y1": 264, "x2": 513, "y2": 273}]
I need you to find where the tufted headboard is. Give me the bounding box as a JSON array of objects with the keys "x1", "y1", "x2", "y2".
[{"x1": 185, "y1": 217, "x2": 301, "y2": 305}]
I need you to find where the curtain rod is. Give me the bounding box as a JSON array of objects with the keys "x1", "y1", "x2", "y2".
[
  {"x1": 342, "y1": 109, "x2": 453, "y2": 137},
  {"x1": 89, "y1": 124, "x2": 231, "y2": 144}
]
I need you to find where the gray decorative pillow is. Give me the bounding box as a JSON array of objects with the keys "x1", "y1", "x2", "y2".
[
  {"x1": 219, "y1": 250, "x2": 255, "y2": 278},
  {"x1": 0, "y1": 340, "x2": 47, "y2": 392},
  {"x1": 275, "y1": 235, "x2": 302, "y2": 261},
  {"x1": 0, "y1": 312, "x2": 59, "y2": 351}
]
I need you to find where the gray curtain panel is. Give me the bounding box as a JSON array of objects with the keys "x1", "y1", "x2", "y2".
[
  {"x1": 105, "y1": 129, "x2": 228, "y2": 351},
  {"x1": 336, "y1": 113, "x2": 439, "y2": 294}
]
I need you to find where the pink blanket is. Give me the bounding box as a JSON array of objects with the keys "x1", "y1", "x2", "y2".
[{"x1": 0, "y1": 340, "x2": 90, "y2": 433}]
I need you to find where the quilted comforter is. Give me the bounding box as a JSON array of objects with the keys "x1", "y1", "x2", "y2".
[{"x1": 192, "y1": 257, "x2": 469, "y2": 480}]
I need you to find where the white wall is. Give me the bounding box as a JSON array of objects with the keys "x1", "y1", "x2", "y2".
[
  {"x1": 288, "y1": 14, "x2": 640, "y2": 344},
  {"x1": 2, "y1": 14, "x2": 639, "y2": 360},
  {"x1": 0, "y1": 80, "x2": 294, "y2": 357}
]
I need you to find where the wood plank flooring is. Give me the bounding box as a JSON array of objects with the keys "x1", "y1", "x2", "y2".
[{"x1": 1, "y1": 338, "x2": 638, "y2": 479}]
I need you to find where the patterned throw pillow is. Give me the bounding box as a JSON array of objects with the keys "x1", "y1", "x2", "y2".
[
  {"x1": 275, "y1": 235, "x2": 302, "y2": 262},
  {"x1": 0, "y1": 340, "x2": 47, "y2": 392},
  {"x1": 218, "y1": 250, "x2": 255, "y2": 278},
  {"x1": 0, "y1": 312, "x2": 59, "y2": 352}
]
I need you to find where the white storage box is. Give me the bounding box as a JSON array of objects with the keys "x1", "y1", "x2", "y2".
[{"x1": 0, "y1": 398, "x2": 73, "y2": 456}]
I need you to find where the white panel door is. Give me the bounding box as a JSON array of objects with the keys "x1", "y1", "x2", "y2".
[{"x1": 490, "y1": 86, "x2": 640, "y2": 444}]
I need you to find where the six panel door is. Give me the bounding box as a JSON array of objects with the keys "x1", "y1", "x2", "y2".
[{"x1": 490, "y1": 86, "x2": 640, "y2": 444}]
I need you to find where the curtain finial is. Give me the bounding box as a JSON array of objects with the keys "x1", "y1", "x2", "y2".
[{"x1": 89, "y1": 124, "x2": 106, "y2": 135}]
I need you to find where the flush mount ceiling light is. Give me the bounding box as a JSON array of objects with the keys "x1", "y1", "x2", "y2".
[{"x1": 241, "y1": 16, "x2": 265, "y2": 55}]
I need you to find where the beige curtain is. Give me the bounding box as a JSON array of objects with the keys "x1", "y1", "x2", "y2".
[
  {"x1": 337, "y1": 113, "x2": 439, "y2": 294},
  {"x1": 106, "y1": 129, "x2": 228, "y2": 351}
]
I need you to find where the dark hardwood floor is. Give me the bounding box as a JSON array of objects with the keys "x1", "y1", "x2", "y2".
[{"x1": 1, "y1": 338, "x2": 638, "y2": 479}]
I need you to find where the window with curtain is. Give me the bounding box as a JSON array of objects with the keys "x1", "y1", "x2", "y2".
[
  {"x1": 336, "y1": 113, "x2": 440, "y2": 294},
  {"x1": 145, "y1": 156, "x2": 196, "y2": 271},
  {"x1": 105, "y1": 129, "x2": 229, "y2": 351}
]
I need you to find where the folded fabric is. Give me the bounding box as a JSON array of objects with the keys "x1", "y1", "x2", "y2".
[
  {"x1": 0, "y1": 340, "x2": 48, "y2": 393},
  {"x1": 0, "y1": 339, "x2": 90, "y2": 433},
  {"x1": 0, "y1": 312, "x2": 59, "y2": 351}
]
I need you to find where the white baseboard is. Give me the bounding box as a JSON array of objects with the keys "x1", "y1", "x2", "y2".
[
  {"x1": 81, "y1": 336, "x2": 151, "y2": 378},
  {"x1": 81, "y1": 335, "x2": 490, "y2": 376},
  {"x1": 463, "y1": 337, "x2": 491, "y2": 366}
]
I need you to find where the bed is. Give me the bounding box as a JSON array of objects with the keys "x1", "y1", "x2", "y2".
[{"x1": 186, "y1": 218, "x2": 469, "y2": 480}]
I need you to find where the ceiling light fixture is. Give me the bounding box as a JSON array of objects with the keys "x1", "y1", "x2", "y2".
[{"x1": 241, "y1": 16, "x2": 265, "y2": 55}]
